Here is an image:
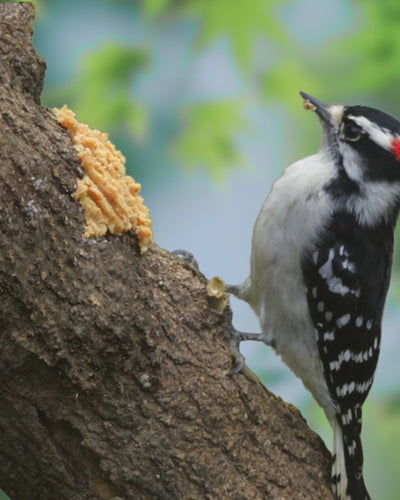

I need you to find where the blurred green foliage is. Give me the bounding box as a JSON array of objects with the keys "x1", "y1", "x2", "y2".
[
  {"x1": 179, "y1": 0, "x2": 287, "y2": 71},
  {"x1": 41, "y1": 0, "x2": 400, "y2": 177},
  {"x1": 175, "y1": 99, "x2": 249, "y2": 179},
  {"x1": 45, "y1": 43, "x2": 148, "y2": 139}
]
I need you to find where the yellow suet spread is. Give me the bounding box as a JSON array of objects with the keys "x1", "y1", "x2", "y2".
[{"x1": 53, "y1": 106, "x2": 153, "y2": 252}]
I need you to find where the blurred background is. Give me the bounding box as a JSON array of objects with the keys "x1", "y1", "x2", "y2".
[{"x1": 2, "y1": 0, "x2": 400, "y2": 498}]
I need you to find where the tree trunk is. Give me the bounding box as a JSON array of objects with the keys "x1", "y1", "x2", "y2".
[{"x1": 0, "y1": 4, "x2": 333, "y2": 499}]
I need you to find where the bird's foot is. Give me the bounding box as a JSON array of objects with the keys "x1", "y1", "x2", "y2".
[
  {"x1": 172, "y1": 249, "x2": 199, "y2": 269},
  {"x1": 229, "y1": 327, "x2": 246, "y2": 375}
]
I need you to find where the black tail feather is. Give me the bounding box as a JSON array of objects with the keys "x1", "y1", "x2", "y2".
[{"x1": 332, "y1": 408, "x2": 371, "y2": 500}]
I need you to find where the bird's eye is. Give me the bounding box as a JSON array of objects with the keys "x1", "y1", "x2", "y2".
[{"x1": 343, "y1": 122, "x2": 363, "y2": 142}]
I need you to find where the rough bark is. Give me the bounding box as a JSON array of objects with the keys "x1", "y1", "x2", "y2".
[{"x1": 0, "y1": 4, "x2": 333, "y2": 500}]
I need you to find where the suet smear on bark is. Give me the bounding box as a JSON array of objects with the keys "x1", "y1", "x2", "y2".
[{"x1": 53, "y1": 105, "x2": 153, "y2": 252}]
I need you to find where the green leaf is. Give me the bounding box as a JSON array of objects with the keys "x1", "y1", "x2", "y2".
[
  {"x1": 182, "y1": 0, "x2": 287, "y2": 72},
  {"x1": 174, "y1": 100, "x2": 249, "y2": 179},
  {"x1": 142, "y1": 0, "x2": 170, "y2": 17},
  {"x1": 43, "y1": 43, "x2": 149, "y2": 139},
  {"x1": 310, "y1": 0, "x2": 400, "y2": 101},
  {"x1": 263, "y1": 59, "x2": 323, "y2": 110}
]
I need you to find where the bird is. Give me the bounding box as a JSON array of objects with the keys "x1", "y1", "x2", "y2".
[{"x1": 227, "y1": 92, "x2": 400, "y2": 500}]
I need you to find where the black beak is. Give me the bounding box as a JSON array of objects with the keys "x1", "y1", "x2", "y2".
[{"x1": 300, "y1": 91, "x2": 331, "y2": 123}]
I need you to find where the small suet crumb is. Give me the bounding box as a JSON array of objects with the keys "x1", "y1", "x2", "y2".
[
  {"x1": 207, "y1": 276, "x2": 229, "y2": 313},
  {"x1": 53, "y1": 106, "x2": 153, "y2": 252},
  {"x1": 207, "y1": 276, "x2": 226, "y2": 299},
  {"x1": 303, "y1": 99, "x2": 317, "y2": 112}
]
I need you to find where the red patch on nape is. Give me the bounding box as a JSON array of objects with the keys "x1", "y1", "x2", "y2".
[{"x1": 391, "y1": 137, "x2": 400, "y2": 161}]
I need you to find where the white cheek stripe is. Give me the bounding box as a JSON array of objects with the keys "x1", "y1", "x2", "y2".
[
  {"x1": 348, "y1": 114, "x2": 394, "y2": 151},
  {"x1": 329, "y1": 104, "x2": 345, "y2": 125}
]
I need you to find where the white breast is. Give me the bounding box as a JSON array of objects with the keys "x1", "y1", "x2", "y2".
[
  {"x1": 249, "y1": 151, "x2": 334, "y2": 323},
  {"x1": 244, "y1": 151, "x2": 336, "y2": 417}
]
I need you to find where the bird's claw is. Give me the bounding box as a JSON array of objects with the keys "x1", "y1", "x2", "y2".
[
  {"x1": 172, "y1": 249, "x2": 199, "y2": 269},
  {"x1": 229, "y1": 327, "x2": 246, "y2": 375}
]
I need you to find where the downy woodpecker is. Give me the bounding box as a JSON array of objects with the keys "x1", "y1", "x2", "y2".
[{"x1": 227, "y1": 92, "x2": 400, "y2": 500}]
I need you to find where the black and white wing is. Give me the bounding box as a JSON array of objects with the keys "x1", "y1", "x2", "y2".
[{"x1": 302, "y1": 211, "x2": 394, "y2": 498}]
